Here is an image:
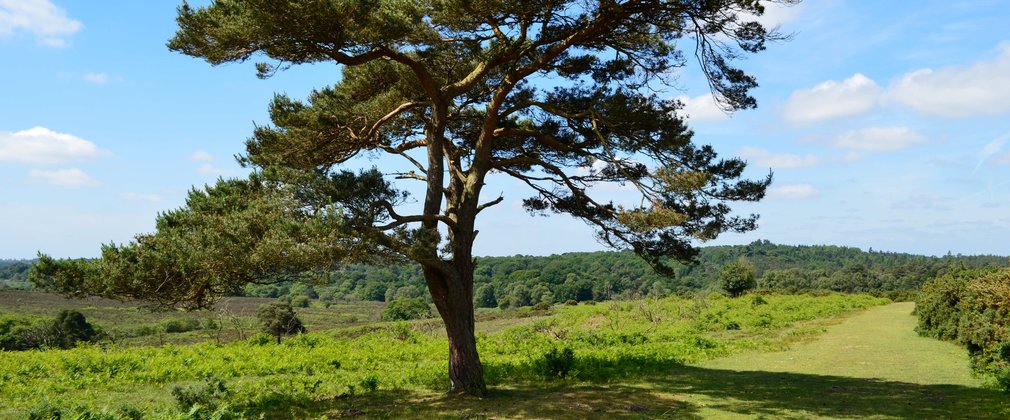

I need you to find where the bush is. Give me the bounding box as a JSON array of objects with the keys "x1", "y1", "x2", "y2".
[
  {"x1": 163, "y1": 318, "x2": 202, "y2": 333},
  {"x1": 564, "y1": 299, "x2": 578, "y2": 306},
  {"x1": 359, "y1": 374, "x2": 379, "y2": 392},
  {"x1": 2, "y1": 311, "x2": 98, "y2": 350},
  {"x1": 532, "y1": 302, "x2": 551, "y2": 312},
  {"x1": 246, "y1": 333, "x2": 273, "y2": 346},
  {"x1": 382, "y1": 297, "x2": 431, "y2": 321},
  {"x1": 539, "y1": 347, "x2": 576, "y2": 379},
  {"x1": 721, "y1": 258, "x2": 756, "y2": 297},
  {"x1": 257, "y1": 302, "x2": 306, "y2": 344},
  {"x1": 917, "y1": 267, "x2": 1010, "y2": 391},
  {"x1": 52, "y1": 310, "x2": 97, "y2": 348},
  {"x1": 291, "y1": 295, "x2": 311, "y2": 308},
  {"x1": 171, "y1": 377, "x2": 228, "y2": 411}
]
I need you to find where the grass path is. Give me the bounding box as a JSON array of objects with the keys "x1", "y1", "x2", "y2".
[
  {"x1": 315, "y1": 302, "x2": 1009, "y2": 419},
  {"x1": 674, "y1": 302, "x2": 1008, "y2": 418},
  {"x1": 699, "y1": 302, "x2": 979, "y2": 385}
]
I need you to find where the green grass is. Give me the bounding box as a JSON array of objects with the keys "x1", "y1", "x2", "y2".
[
  {"x1": 0, "y1": 290, "x2": 386, "y2": 346},
  {"x1": 0, "y1": 293, "x2": 891, "y2": 418}
]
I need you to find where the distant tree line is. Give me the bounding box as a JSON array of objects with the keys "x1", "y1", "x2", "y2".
[
  {"x1": 9, "y1": 242, "x2": 1008, "y2": 306},
  {"x1": 0, "y1": 259, "x2": 34, "y2": 289},
  {"x1": 242, "y1": 241, "x2": 1008, "y2": 306}
]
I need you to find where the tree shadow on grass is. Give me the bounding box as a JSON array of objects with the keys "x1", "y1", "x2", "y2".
[
  {"x1": 232, "y1": 355, "x2": 1008, "y2": 419},
  {"x1": 654, "y1": 364, "x2": 1009, "y2": 419}
]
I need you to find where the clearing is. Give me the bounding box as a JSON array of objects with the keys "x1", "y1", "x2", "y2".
[{"x1": 391, "y1": 302, "x2": 1009, "y2": 419}]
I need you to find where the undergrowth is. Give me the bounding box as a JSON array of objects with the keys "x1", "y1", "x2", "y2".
[{"x1": 1, "y1": 293, "x2": 887, "y2": 417}]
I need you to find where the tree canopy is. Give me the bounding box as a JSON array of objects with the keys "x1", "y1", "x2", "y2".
[{"x1": 32, "y1": 0, "x2": 794, "y2": 395}]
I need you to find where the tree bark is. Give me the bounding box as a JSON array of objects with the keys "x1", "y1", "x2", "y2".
[{"x1": 424, "y1": 262, "x2": 487, "y2": 396}]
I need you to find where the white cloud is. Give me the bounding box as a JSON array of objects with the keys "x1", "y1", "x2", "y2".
[
  {"x1": 122, "y1": 192, "x2": 162, "y2": 202},
  {"x1": 28, "y1": 168, "x2": 100, "y2": 187},
  {"x1": 83, "y1": 72, "x2": 110, "y2": 85},
  {"x1": 888, "y1": 45, "x2": 1010, "y2": 117},
  {"x1": 782, "y1": 73, "x2": 881, "y2": 123},
  {"x1": 744, "y1": 1, "x2": 803, "y2": 30},
  {"x1": 0, "y1": 0, "x2": 82, "y2": 47},
  {"x1": 0, "y1": 126, "x2": 102, "y2": 164},
  {"x1": 737, "y1": 147, "x2": 818, "y2": 169},
  {"x1": 190, "y1": 150, "x2": 214, "y2": 161},
  {"x1": 676, "y1": 94, "x2": 729, "y2": 122},
  {"x1": 768, "y1": 184, "x2": 817, "y2": 199},
  {"x1": 197, "y1": 163, "x2": 229, "y2": 176},
  {"x1": 831, "y1": 126, "x2": 926, "y2": 152}
]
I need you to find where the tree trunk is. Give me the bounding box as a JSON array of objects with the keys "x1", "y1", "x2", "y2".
[{"x1": 423, "y1": 260, "x2": 487, "y2": 396}]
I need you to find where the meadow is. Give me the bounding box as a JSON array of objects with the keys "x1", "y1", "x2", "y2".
[{"x1": 0, "y1": 292, "x2": 900, "y2": 418}]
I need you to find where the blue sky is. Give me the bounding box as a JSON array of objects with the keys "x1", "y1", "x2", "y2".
[{"x1": 1, "y1": 0, "x2": 1009, "y2": 259}]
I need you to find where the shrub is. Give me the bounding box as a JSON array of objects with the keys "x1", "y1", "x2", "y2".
[
  {"x1": 564, "y1": 299, "x2": 578, "y2": 306},
  {"x1": 257, "y1": 302, "x2": 306, "y2": 344},
  {"x1": 721, "y1": 258, "x2": 756, "y2": 297},
  {"x1": 171, "y1": 377, "x2": 228, "y2": 411},
  {"x1": 246, "y1": 333, "x2": 273, "y2": 346},
  {"x1": 539, "y1": 347, "x2": 576, "y2": 379},
  {"x1": 291, "y1": 295, "x2": 311, "y2": 308},
  {"x1": 164, "y1": 318, "x2": 202, "y2": 334},
  {"x1": 3, "y1": 311, "x2": 98, "y2": 350},
  {"x1": 532, "y1": 302, "x2": 551, "y2": 312},
  {"x1": 50, "y1": 310, "x2": 98, "y2": 348},
  {"x1": 359, "y1": 374, "x2": 379, "y2": 392},
  {"x1": 382, "y1": 297, "x2": 431, "y2": 321},
  {"x1": 917, "y1": 267, "x2": 1010, "y2": 391}
]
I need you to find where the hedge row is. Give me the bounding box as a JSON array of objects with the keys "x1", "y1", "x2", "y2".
[{"x1": 916, "y1": 267, "x2": 1010, "y2": 390}]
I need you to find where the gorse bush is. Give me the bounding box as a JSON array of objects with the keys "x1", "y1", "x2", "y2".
[{"x1": 917, "y1": 267, "x2": 1010, "y2": 391}]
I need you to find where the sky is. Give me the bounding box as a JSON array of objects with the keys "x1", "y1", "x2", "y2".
[{"x1": 1, "y1": 0, "x2": 1009, "y2": 259}]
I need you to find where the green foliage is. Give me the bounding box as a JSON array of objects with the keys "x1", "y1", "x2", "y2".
[
  {"x1": 916, "y1": 267, "x2": 1010, "y2": 390},
  {"x1": 291, "y1": 295, "x2": 310, "y2": 308},
  {"x1": 0, "y1": 310, "x2": 96, "y2": 351},
  {"x1": 473, "y1": 284, "x2": 497, "y2": 308},
  {"x1": 172, "y1": 377, "x2": 229, "y2": 411},
  {"x1": 0, "y1": 293, "x2": 887, "y2": 416},
  {"x1": 256, "y1": 302, "x2": 306, "y2": 343},
  {"x1": 237, "y1": 241, "x2": 1007, "y2": 309},
  {"x1": 721, "y1": 258, "x2": 757, "y2": 297},
  {"x1": 382, "y1": 297, "x2": 431, "y2": 321},
  {"x1": 359, "y1": 374, "x2": 380, "y2": 392},
  {"x1": 539, "y1": 347, "x2": 576, "y2": 379},
  {"x1": 163, "y1": 318, "x2": 202, "y2": 334},
  {"x1": 29, "y1": 174, "x2": 388, "y2": 309}
]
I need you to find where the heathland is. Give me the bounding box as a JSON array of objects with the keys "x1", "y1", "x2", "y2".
[{"x1": 2, "y1": 290, "x2": 1007, "y2": 418}]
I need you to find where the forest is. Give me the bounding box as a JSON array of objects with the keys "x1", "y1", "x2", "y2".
[{"x1": 9, "y1": 241, "x2": 1006, "y2": 306}]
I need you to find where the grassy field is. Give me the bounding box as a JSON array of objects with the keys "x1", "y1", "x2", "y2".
[
  {"x1": 0, "y1": 292, "x2": 897, "y2": 418},
  {"x1": 0, "y1": 290, "x2": 387, "y2": 346}
]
